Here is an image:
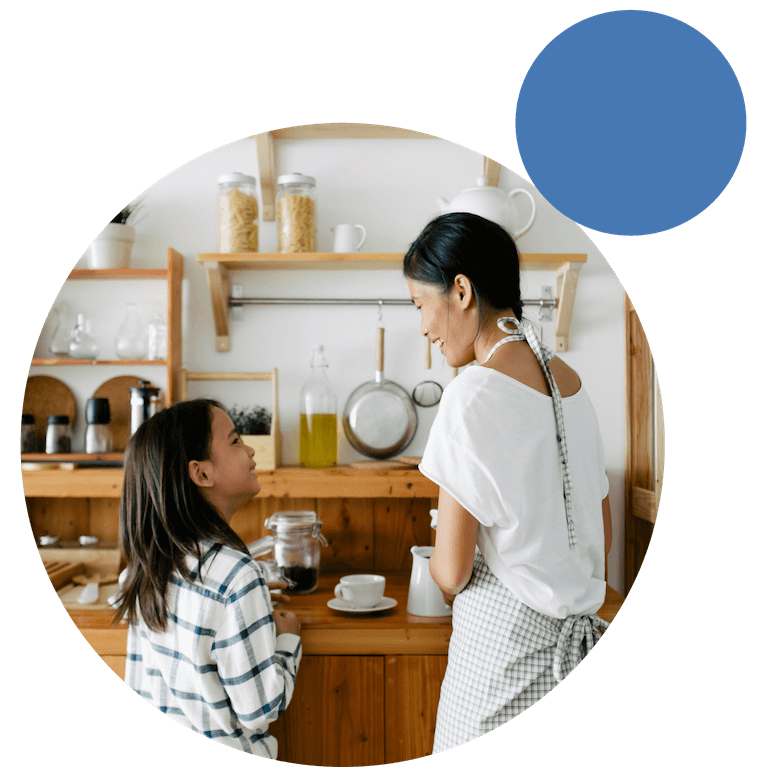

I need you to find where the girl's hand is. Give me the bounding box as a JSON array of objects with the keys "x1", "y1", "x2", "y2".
[
  {"x1": 266, "y1": 581, "x2": 291, "y2": 603},
  {"x1": 274, "y1": 609, "x2": 301, "y2": 636}
]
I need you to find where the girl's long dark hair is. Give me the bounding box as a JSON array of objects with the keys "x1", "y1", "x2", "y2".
[
  {"x1": 113, "y1": 399, "x2": 249, "y2": 632},
  {"x1": 403, "y1": 212, "x2": 524, "y2": 330}
]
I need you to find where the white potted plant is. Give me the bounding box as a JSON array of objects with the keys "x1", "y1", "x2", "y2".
[{"x1": 87, "y1": 199, "x2": 143, "y2": 269}]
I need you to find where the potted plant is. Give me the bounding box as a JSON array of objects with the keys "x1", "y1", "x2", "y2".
[
  {"x1": 228, "y1": 404, "x2": 278, "y2": 470},
  {"x1": 87, "y1": 199, "x2": 143, "y2": 269}
]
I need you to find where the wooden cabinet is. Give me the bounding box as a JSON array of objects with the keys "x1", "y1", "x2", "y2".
[{"x1": 272, "y1": 654, "x2": 448, "y2": 766}]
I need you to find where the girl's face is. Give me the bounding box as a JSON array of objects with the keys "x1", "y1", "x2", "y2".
[
  {"x1": 202, "y1": 406, "x2": 260, "y2": 519},
  {"x1": 407, "y1": 278, "x2": 476, "y2": 368}
]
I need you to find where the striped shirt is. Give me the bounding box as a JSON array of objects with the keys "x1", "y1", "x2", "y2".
[{"x1": 125, "y1": 542, "x2": 301, "y2": 757}]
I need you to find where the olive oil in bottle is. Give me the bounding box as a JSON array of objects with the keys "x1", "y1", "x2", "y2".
[{"x1": 299, "y1": 346, "x2": 337, "y2": 468}]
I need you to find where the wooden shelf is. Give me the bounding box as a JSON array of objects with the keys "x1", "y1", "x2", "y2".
[
  {"x1": 196, "y1": 251, "x2": 586, "y2": 352},
  {"x1": 23, "y1": 464, "x2": 438, "y2": 499},
  {"x1": 30, "y1": 358, "x2": 167, "y2": 366},
  {"x1": 22, "y1": 453, "x2": 123, "y2": 462},
  {"x1": 68, "y1": 268, "x2": 168, "y2": 280}
]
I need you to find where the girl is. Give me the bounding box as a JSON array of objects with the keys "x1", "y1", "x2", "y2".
[
  {"x1": 114, "y1": 398, "x2": 301, "y2": 758},
  {"x1": 404, "y1": 212, "x2": 612, "y2": 752}
]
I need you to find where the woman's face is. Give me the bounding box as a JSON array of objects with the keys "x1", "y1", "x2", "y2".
[{"x1": 407, "y1": 278, "x2": 476, "y2": 368}]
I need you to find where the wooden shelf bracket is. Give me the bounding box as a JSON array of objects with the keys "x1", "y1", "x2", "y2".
[
  {"x1": 202, "y1": 261, "x2": 231, "y2": 352},
  {"x1": 554, "y1": 261, "x2": 583, "y2": 352}
]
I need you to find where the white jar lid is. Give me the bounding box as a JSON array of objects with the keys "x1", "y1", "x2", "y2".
[
  {"x1": 217, "y1": 172, "x2": 256, "y2": 186},
  {"x1": 277, "y1": 173, "x2": 316, "y2": 186}
]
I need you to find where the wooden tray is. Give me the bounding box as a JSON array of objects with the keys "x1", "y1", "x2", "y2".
[
  {"x1": 92, "y1": 375, "x2": 149, "y2": 450},
  {"x1": 23, "y1": 375, "x2": 77, "y2": 450}
]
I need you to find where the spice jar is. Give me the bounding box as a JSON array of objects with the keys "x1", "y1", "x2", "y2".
[
  {"x1": 217, "y1": 172, "x2": 259, "y2": 253},
  {"x1": 46, "y1": 415, "x2": 72, "y2": 454},
  {"x1": 276, "y1": 173, "x2": 317, "y2": 253},
  {"x1": 21, "y1": 414, "x2": 37, "y2": 453},
  {"x1": 263, "y1": 511, "x2": 328, "y2": 595},
  {"x1": 85, "y1": 397, "x2": 113, "y2": 454}
]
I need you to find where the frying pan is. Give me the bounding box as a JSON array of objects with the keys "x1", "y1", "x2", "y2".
[{"x1": 343, "y1": 326, "x2": 418, "y2": 459}]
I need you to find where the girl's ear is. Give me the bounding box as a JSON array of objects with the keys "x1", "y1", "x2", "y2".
[
  {"x1": 188, "y1": 460, "x2": 214, "y2": 488},
  {"x1": 453, "y1": 274, "x2": 473, "y2": 309}
]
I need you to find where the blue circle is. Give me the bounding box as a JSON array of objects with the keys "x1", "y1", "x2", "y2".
[{"x1": 515, "y1": 11, "x2": 746, "y2": 235}]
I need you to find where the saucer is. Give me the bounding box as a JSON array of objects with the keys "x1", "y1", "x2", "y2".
[{"x1": 327, "y1": 596, "x2": 397, "y2": 613}]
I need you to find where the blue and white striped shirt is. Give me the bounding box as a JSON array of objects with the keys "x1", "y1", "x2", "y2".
[{"x1": 125, "y1": 542, "x2": 301, "y2": 757}]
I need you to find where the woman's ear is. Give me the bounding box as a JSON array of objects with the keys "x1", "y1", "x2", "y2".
[
  {"x1": 188, "y1": 460, "x2": 214, "y2": 488},
  {"x1": 453, "y1": 274, "x2": 473, "y2": 309}
]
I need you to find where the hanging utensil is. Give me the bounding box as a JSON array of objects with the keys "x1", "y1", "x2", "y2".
[
  {"x1": 412, "y1": 337, "x2": 443, "y2": 407},
  {"x1": 343, "y1": 321, "x2": 418, "y2": 459}
]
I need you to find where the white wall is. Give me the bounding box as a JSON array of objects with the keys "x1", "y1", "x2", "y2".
[{"x1": 33, "y1": 134, "x2": 627, "y2": 593}]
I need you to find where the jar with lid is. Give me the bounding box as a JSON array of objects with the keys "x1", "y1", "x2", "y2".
[
  {"x1": 300, "y1": 345, "x2": 337, "y2": 468},
  {"x1": 46, "y1": 415, "x2": 72, "y2": 454},
  {"x1": 85, "y1": 397, "x2": 113, "y2": 454},
  {"x1": 147, "y1": 312, "x2": 168, "y2": 360},
  {"x1": 250, "y1": 511, "x2": 328, "y2": 595},
  {"x1": 21, "y1": 414, "x2": 37, "y2": 453},
  {"x1": 217, "y1": 172, "x2": 259, "y2": 253},
  {"x1": 276, "y1": 173, "x2": 316, "y2": 253}
]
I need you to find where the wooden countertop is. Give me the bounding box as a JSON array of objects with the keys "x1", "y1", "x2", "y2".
[{"x1": 68, "y1": 572, "x2": 624, "y2": 657}]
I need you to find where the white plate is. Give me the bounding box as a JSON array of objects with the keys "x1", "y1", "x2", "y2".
[{"x1": 327, "y1": 596, "x2": 397, "y2": 613}]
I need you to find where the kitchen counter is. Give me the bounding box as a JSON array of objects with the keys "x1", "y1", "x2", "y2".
[{"x1": 67, "y1": 572, "x2": 625, "y2": 659}]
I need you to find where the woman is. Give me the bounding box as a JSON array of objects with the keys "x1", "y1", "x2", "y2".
[{"x1": 404, "y1": 212, "x2": 612, "y2": 752}]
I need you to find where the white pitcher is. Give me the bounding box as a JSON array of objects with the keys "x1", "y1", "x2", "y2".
[
  {"x1": 331, "y1": 223, "x2": 367, "y2": 253},
  {"x1": 407, "y1": 545, "x2": 452, "y2": 617}
]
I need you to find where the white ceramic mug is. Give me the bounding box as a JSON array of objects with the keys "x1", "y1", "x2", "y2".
[
  {"x1": 334, "y1": 574, "x2": 385, "y2": 608},
  {"x1": 332, "y1": 223, "x2": 367, "y2": 253}
]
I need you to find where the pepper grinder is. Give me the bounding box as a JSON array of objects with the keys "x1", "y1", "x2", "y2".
[{"x1": 85, "y1": 397, "x2": 113, "y2": 454}]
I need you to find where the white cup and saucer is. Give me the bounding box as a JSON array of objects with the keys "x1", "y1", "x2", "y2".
[{"x1": 328, "y1": 574, "x2": 397, "y2": 613}]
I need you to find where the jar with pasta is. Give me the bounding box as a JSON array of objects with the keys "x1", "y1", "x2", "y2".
[
  {"x1": 276, "y1": 173, "x2": 317, "y2": 253},
  {"x1": 217, "y1": 172, "x2": 259, "y2": 252}
]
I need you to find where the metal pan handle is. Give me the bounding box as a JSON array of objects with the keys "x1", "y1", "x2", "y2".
[{"x1": 425, "y1": 336, "x2": 431, "y2": 370}]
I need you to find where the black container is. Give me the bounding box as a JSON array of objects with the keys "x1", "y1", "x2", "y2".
[
  {"x1": 46, "y1": 415, "x2": 72, "y2": 454},
  {"x1": 21, "y1": 413, "x2": 36, "y2": 453},
  {"x1": 86, "y1": 397, "x2": 111, "y2": 425}
]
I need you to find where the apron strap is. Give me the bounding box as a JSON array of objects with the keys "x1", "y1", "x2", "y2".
[
  {"x1": 484, "y1": 317, "x2": 578, "y2": 548},
  {"x1": 552, "y1": 613, "x2": 610, "y2": 682}
]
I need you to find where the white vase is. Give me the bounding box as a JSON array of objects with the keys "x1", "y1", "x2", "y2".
[{"x1": 88, "y1": 223, "x2": 135, "y2": 269}]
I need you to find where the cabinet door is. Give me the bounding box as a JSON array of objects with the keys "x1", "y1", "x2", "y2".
[
  {"x1": 273, "y1": 656, "x2": 384, "y2": 767},
  {"x1": 384, "y1": 655, "x2": 447, "y2": 763}
]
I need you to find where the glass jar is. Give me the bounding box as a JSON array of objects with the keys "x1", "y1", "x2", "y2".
[
  {"x1": 85, "y1": 397, "x2": 113, "y2": 454},
  {"x1": 264, "y1": 511, "x2": 328, "y2": 595},
  {"x1": 21, "y1": 414, "x2": 37, "y2": 453},
  {"x1": 49, "y1": 302, "x2": 73, "y2": 358},
  {"x1": 69, "y1": 313, "x2": 99, "y2": 359},
  {"x1": 300, "y1": 345, "x2": 337, "y2": 468},
  {"x1": 46, "y1": 415, "x2": 72, "y2": 454},
  {"x1": 147, "y1": 312, "x2": 168, "y2": 360},
  {"x1": 276, "y1": 173, "x2": 316, "y2": 253},
  {"x1": 217, "y1": 172, "x2": 259, "y2": 253}
]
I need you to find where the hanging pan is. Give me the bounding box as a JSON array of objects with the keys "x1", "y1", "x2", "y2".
[{"x1": 343, "y1": 325, "x2": 417, "y2": 459}]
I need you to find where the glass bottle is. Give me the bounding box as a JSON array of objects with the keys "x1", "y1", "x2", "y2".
[
  {"x1": 276, "y1": 173, "x2": 317, "y2": 253},
  {"x1": 147, "y1": 312, "x2": 168, "y2": 360},
  {"x1": 115, "y1": 302, "x2": 147, "y2": 360},
  {"x1": 69, "y1": 314, "x2": 99, "y2": 359},
  {"x1": 49, "y1": 302, "x2": 73, "y2": 357},
  {"x1": 299, "y1": 345, "x2": 337, "y2": 468}
]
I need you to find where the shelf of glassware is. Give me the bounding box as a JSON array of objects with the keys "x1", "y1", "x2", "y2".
[
  {"x1": 29, "y1": 248, "x2": 184, "y2": 402},
  {"x1": 196, "y1": 251, "x2": 587, "y2": 352}
]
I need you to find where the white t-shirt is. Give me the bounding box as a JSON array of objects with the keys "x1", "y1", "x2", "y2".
[{"x1": 419, "y1": 365, "x2": 609, "y2": 619}]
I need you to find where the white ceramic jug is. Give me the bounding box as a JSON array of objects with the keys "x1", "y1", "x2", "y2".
[
  {"x1": 407, "y1": 545, "x2": 452, "y2": 617},
  {"x1": 331, "y1": 223, "x2": 367, "y2": 253}
]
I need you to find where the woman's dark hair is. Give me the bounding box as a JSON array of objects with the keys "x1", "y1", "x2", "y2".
[
  {"x1": 403, "y1": 212, "x2": 523, "y2": 329},
  {"x1": 113, "y1": 399, "x2": 249, "y2": 632}
]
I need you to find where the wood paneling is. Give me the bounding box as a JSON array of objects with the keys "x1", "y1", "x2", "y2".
[{"x1": 373, "y1": 497, "x2": 433, "y2": 572}]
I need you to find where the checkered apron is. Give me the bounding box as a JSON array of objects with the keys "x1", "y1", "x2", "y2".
[{"x1": 431, "y1": 317, "x2": 608, "y2": 753}]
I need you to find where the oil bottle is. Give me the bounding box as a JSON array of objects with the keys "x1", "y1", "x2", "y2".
[{"x1": 299, "y1": 345, "x2": 337, "y2": 468}]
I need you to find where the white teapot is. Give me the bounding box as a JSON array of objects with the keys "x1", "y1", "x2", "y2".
[{"x1": 436, "y1": 176, "x2": 536, "y2": 238}]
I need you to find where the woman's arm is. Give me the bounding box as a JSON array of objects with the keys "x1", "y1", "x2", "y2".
[{"x1": 429, "y1": 486, "x2": 479, "y2": 596}]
